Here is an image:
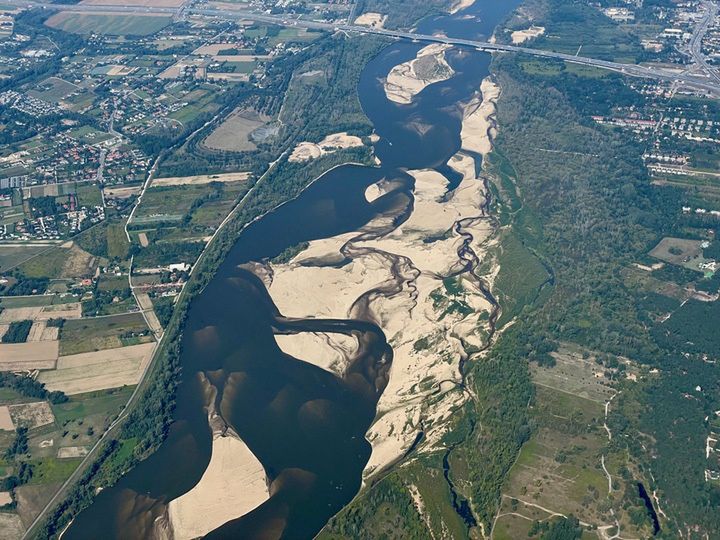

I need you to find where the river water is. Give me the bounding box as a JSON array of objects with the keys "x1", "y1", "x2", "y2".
[{"x1": 64, "y1": 1, "x2": 520, "y2": 538}]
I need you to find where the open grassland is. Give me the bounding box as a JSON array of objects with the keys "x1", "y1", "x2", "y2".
[
  {"x1": 132, "y1": 180, "x2": 250, "y2": 247},
  {"x1": 501, "y1": 386, "x2": 612, "y2": 525},
  {"x1": 18, "y1": 243, "x2": 96, "y2": 280},
  {"x1": 39, "y1": 342, "x2": 154, "y2": 395},
  {"x1": 45, "y1": 12, "x2": 171, "y2": 36},
  {"x1": 58, "y1": 312, "x2": 150, "y2": 355},
  {"x1": 0, "y1": 244, "x2": 54, "y2": 271},
  {"x1": 649, "y1": 237, "x2": 707, "y2": 272},
  {"x1": 202, "y1": 109, "x2": 269, "y2": 152},
  {"x1": 532, "y1": 346, "x2": 617, "y2": 403},
  {"x1": 51, "y1": 387, "x2": 132, "y2": 426},
  {"x1": 499, "y1": 352, "x2": 654, "y2": 538}
]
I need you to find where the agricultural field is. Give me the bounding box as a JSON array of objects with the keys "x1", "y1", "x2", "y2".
[
  {"x1": 39, "y1": 342, "x2": 155, "y2": 395},
  {"x1": 0, "y1": 385, "x2": 134, "y2": 531},
  {"x1": 58, "y1": 312, "x2": 151, "y2": 355},
  {"x1": 27, "y1": 77, "x2": 80, "y2": 104},
  {"x1": 0, "y1": 244, "x2": 54, "y2": 272},
  {"x1": 130, "y1": 179, "x2": 250, "y2": 268},
  {"x1": 17, "y1": 243, "x2": 97, "y2": 280},
  {"x1": 45, "y1": 12, "x2": 172, "y2": 36}
]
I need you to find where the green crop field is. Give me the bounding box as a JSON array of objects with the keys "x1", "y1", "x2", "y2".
[
  {"x1": 46, "y1": 12, "x2": 172, "y2": 36},
  {"x1": 59, "y1": 312, "x2": 150, "y2": 355}
]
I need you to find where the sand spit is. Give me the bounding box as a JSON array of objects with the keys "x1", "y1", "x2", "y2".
[
  {"x1": 384, "y1": 44, "x2": 455, "y2": 105},
  {"x1": 261, "y1": 146, "x2": 498, "y2": 478},
  {"x1": 168, "y1": 434, "x2": 269, "y2": 539},
  {"x1": 511, "y1": 25, "x2": 545, "y2": 44},
  {"x1": 288, "y1": 132, "x2": 364, "y2": 163},
  {"x1": 461, "y1": 77, "x2": 501, "y2": 157}
]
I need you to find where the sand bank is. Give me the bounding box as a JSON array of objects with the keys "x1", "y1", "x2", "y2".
[
  {"x1": 461, "y1": 77, "x2": 500, "y2": 157},
  {"x1": 262, "y1": 147, "x2": 498, "y2": 478},
  {"x1": 511, "y1": 25, "x2": 545, "y2": 44},
  {"x1": 168, "y1": 434, "x2": 269, "y2": 539},
  {"x1": 384, "y1": 44, "x2": 455, "y2": 105},
  {"x1": 289, "y1": 132, "x2": 364, "y2": 163},
  {"x1": 450, "y1": 0, "x2": 475, "y2": 14}
]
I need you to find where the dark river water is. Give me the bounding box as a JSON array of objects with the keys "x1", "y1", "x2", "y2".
[{"x1": 64, "y1": 1, "x2": 520, "y2": 538}]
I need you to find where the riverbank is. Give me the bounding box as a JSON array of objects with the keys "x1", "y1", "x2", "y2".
[
  {"x1": 461, "y1": 76, "x2": 501, "y2": 157},
  {"x1": 384, "y1": 44, "x2": 455, "y2": 105}
]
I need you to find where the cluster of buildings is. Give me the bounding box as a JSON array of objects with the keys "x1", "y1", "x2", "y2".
[
  {"x1": 0, "y1": 204, "x2": 105, "y2": 241},
  {"x1": 0, "y1": 90, "x2": 58, "y2": 117}
]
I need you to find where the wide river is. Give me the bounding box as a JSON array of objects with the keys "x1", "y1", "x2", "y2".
[{"x1": 65, "y1": 1, "x2": 521, "y2": 538}]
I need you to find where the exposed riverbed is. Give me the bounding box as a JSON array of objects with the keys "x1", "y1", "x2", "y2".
[{"x1": 63, "y1": 0, "x2": 521, "y2": 538}]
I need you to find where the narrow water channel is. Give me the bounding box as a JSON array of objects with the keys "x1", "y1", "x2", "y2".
[{"x1": 64, "y1": 1, "x2": 521, "y2": 537}]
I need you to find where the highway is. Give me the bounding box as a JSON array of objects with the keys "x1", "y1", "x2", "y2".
[
  {"x1": 6, "y1": 0, "x2": 720, "y2": 96},
  {"x1": 687, "y1": 0, "x2": 720, "y2": 86}
]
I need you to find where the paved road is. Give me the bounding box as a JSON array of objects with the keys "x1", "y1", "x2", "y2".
[
  {"x1": 7, "y1": 0, "x2": 720, "y2": 96},
  {"x1": 687, "y1": 0, "x2": 720, "y2": 85}
]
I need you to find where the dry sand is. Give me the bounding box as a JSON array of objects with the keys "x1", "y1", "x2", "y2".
[
  {"x1": 511, "y1": 25, "x2": 545, "y2": 44},
  {"x1": 38, "y1": 342, "x2": 155, "y2": 394},
  {"x1": 152, "y1": 172, "x2": 250, "y2": 187},
  {"x1": 384, "y1": 44, "x2": 455, "y2": 105},
  {"x1": 354, "y1": 12, "x2": 387, "y2": 28},
  {"x1": 288, "y1": 132, "x2": 364, "y2": 163},
  {"x1": 0, "y1": 341, "x2": 59, "y2": 371},
  {"x1": 275, "y1": 332, "x2": 358, "y2": 377},
  {"x1": 450, "y1": 0, "x2": 476, "y2": 14},
  {"x1": 461, "y1": 77, "x2": 501, "y2": 157},
  {"x1": 263, "y1": 148, "x2": 498, "y2": 478},
  {"x1": 168, "y1": 434, "x2": 269, "y2": 539}
]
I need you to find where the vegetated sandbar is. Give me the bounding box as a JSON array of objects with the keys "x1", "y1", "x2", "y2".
[
  {"x1": 262, "y1": 76, "x2": 501, "y2": 478},
  {"x1": 263, "y1": 78, "x2": 500, "y2": 476},
  {"x1": 384, "y1": 44, "x2": 455, "y2": 105}
]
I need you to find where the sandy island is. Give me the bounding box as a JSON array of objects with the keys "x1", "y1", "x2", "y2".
[
  {"x1": 384, "y1": 44, "x2": 455, "y2": 105},
  {"x1": 260, "y1": 76, "x2": 503, "y2": 478}
]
